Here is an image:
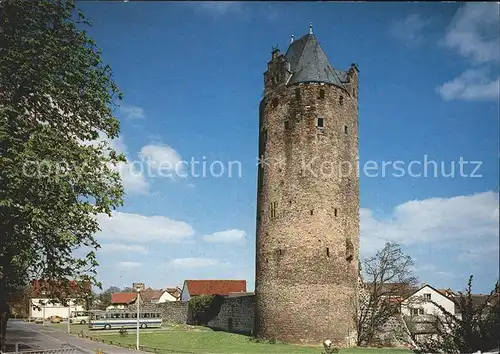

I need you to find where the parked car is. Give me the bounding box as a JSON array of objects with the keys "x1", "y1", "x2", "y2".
[{"x1": 49, "y1": 315, "x2": 63, "y2": 323}]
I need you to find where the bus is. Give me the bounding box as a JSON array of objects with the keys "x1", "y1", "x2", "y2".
[
  {"x1": 70, "y1": 310, "x2": 91, "y2": 325},
  {"x1": 88, "y1": 310, "x2": 162, "y2": 330}
]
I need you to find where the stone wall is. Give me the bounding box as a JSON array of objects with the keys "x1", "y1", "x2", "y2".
[
  {"x1": 159, "y1": 301, "x2": 189, "y2": 324},
  {"x1": 208, "y1": 295, "x2": 256, "y2": 335},
  {"x1": 126, "y1": 301, "x2": 188, "y2": 325}
]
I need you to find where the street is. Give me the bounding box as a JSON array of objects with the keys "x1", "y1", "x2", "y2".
[{"x1": 5, "y1": 320, "x2": 145, "y2": 353}]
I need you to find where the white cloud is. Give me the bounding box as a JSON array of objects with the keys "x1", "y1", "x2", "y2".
[
  {"x1": 437, "y1": 3, "x2": 500, "y2": 102},
  {"x1": 202, "y1": 229, "x2": 246, "y2": 243},
  {"x1": 169, "y1": 258, "x2": 222, "y2": 268},
  {"x1": 436, "y1": 69, "x2": 500, "y2": 101},
  {"x1": 139, "y1": 144, "x2": 185, "y2": 178},
  {"x1": 99, "y1": 243, "x2": 149, "y2": 254},
  {"x1": 442, "y1": 2, "x2": 500, "y2": 63},
  {"x1": 118, "y1": 104, "x2": 145, "y2": 120},
  {"x1": 390, "y1": 14, "x2": 429, "y2": 45},
  {"x1": 118, "y1": 261, "x2": 142, "y2": 269},
  {"x1": 79, "y1": 132, "x2": 148, "y2": 194},
  {"x1": 457, "y1": 241, "x2": 500, "y2": 262},
  {"x1": 97, "y1": 211, "x2": 194, "y2": 243},
  {"x1": 361, "y1": 191, "x2": 499, "y2": 255}
]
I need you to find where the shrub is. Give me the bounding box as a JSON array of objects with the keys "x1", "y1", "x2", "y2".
[{"x1": 187, "y1": 295, "x2": 225, "y2": 325}]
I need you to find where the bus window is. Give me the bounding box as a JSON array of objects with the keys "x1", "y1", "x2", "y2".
[
  {"x1": 131, "y1": 313, "x2": 136, "y2": 318},
  {"x1": 124, "y1": 313, "x2": 129, "y2": 318}
]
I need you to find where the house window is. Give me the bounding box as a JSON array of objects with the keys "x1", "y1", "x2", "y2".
[
  {"x1": 344, "y1": 125, "x2": 348, "y2": 134},
  {"x1": 411, "y1": 308, "x2": 425, "y2": 316},
  {"x1": 284, "y1": 120, "x2": 291, "y2": 130},
  {"x1": 317, "y1": 117, "x2": 324, "y2": 128},
  {"x1": 270, "y1": 201, "x2": 277, "y2": 219},
  {"x1": 424, "y1": 293, "x2": 431, "y2": 301},
  {"x1": 319, "y1": 89, "x2": 325, "y2": 99},
  {"x1": 339, "y1": 95, "x2": 344, "y2": 105},
  {"x1": 334, "y1": 208, "x2": 338, "y2": 217},
  {"x1": 295, "y1": 88, "x2": 301, "y2": 100},
  {"x1": 326, "y1": 247, "x2": 330, "y2": 257}
]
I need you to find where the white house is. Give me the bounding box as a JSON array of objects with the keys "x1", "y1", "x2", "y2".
[
  {"x1": 29, "y1": 298, "x2": 83, "y2": 320},
  {"x1": 401, "y1": 284, "x2": 456, "y2": 317}
]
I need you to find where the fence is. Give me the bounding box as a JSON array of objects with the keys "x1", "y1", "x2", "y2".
[{"x1": 1, "y1": 343, "x2": 87, "y2": 354}]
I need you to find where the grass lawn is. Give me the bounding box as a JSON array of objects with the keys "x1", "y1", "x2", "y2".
[{"x1": 92, "y1": 329, "x2": 412, "y2": 354}]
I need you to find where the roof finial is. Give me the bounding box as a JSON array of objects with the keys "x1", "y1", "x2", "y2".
[
  {"x1": 290, "y1": 34, "x2": 294, "y2": 44},
  {"x1": 309, "y1": 23, "x2": 313, "y2": 35}
]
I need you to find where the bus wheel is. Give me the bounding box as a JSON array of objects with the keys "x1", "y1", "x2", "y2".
[
  {"x1": 104, "y1": 324, "x2": 111, "y2": 330},
  {"x1": 140, "y1": 323, "x2": 147, "y2": 329},
  {"x1": 80, "y1": 320, "x2": 86, "y2": 325}
]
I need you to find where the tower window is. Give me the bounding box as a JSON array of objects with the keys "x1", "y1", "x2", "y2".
[
  {"x1": 353, "y1": 89, "x2": 356, "y2": 98},
  {"x1": 295, "y1": 88, "x2": 301, "y2": 100},
  {"x1": 345, "y1": 238, "x2": 354, "y2": 262},
  {"x1": 317, "y1": 117, "x2": 324, "y2": 128},
  {"x1": 344, "y1": 125, "x2": 348, "y2": 134},
  {"x1": 319, "y1": 89, "x2": 325, "y2": 99},
  {"x1": 339, "y1": 95, "x2": 344, "y2": 105},
  {"x1": 272, "y1": 97, "x2": 279, "y2": 108},
  {"x1": 284, "y1": 120, "x2": 291, "y2": 130},
  {"x1": 334, "y1": 208, "x2": 338, "y2": 217},
  {"x1": 270, "y1": 202, "x2": 277, "y2": 219},
  {"x1": 310, "y1": 209, "x2": 314, "y2": 215},
  {"x1": 326, "y1": 247, "x2": 330, "y2": 257}
]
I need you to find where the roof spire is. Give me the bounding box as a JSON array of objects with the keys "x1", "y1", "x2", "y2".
[
  {"x1": 290, "y1": 34, "x2": 294, "y2": 44},
  {"x1": 309, "y1": 23, "x2": 313, "y2": 35}
]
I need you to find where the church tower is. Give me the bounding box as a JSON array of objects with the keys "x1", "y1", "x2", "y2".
[{"x1": 254, "y1": 26, "x2": 360, "y2": 346}]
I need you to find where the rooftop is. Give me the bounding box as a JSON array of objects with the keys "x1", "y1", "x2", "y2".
[
  {"x1": 285, "y1": 32, "x2": 347, "y2": 86},
  {"x1": 111, "y1": 292, "x2": 137, "y2": 304},
  {"x1": 184, "y1": 280, "x2": 246, "y2": 296}
]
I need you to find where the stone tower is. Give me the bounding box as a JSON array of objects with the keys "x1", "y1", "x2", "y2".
[{"x1": 254, "y1": 27, "x2": 360, "y2": 346}]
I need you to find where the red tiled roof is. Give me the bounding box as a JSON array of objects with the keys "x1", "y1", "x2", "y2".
[
  {"x1": 185, "y1": 280, "x2": 246, "y2": 296},
  {"x1": 111, "y1": 292, "x2": 137, "y2": 304}
]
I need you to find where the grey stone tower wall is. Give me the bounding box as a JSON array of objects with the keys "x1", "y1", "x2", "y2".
[{"x1": 255, "y1": 52, "x2": 360, "y2": 346}]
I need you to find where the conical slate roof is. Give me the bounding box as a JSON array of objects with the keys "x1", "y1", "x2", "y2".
[{"x1": 285, "y1": 34, "x2": 346, "y2": 86}]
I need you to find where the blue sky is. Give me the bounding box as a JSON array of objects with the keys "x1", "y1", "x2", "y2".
[{"x1": 77, "y1": 1, "x2": 499, "y2": 294}]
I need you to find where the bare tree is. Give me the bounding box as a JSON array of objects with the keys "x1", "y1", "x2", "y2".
[
  {"x1": 357, "y1": 242, "x2": 418, "y2": 346},
  {"x1": 409, "y1": 275, "x2": 500, "y2": 353}
]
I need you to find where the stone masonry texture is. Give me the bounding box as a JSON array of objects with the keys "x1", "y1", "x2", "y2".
[
  {"x1": 254, "y1": 47, "x2": 360, "y2": 346},
  {"x1": 208, "y1": 296, "x2": 256, "y2": 335}
]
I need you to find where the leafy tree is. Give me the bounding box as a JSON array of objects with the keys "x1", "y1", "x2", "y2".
[
  {"x1": 410, "y1": 276, "x2": 500, "y2": 353},
  {"x1": 357, "y1": 242, "x2": 418, "y2": 346},
  {"x1": 0, "y1": 0, "x2": 124, "y2": 349},
  {"x1": 187, "y1": 295, "x2": 225, "y2": 326}
]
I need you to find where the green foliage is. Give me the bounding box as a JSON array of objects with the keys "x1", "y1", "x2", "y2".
[
  {"x1": 0, "y1": 0, "x2": 124, "y2": 349},
  {"x1": 411, "y1": 276, "x2": 500, "y2": 353},
  {"x1": 187, "y1": 295, "x2": 225, "y2": 326},
  {"x1": 119, "y1": 327, "x2": 128, "y2": 337}
]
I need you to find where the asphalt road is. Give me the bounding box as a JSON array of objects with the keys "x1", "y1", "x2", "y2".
[{"x1": 5, "y1": 320, "x2": 145, "y2": 353}]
